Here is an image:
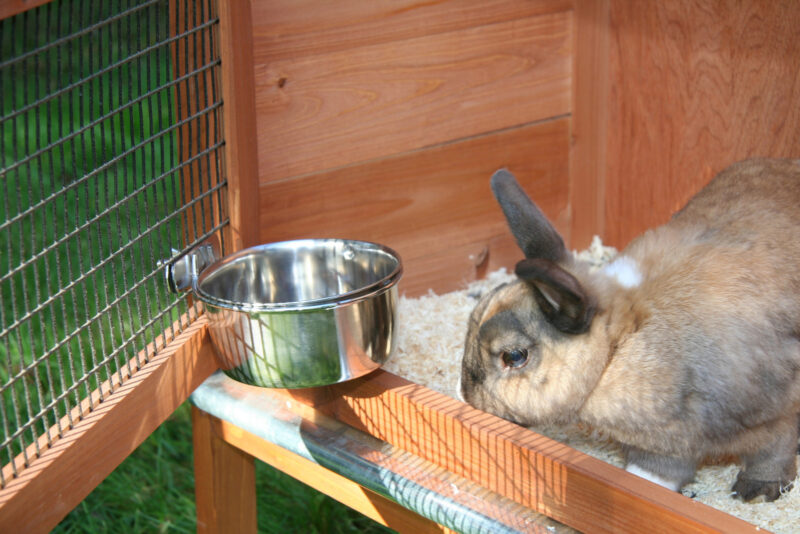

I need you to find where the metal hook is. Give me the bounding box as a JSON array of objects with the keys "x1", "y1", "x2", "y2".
[{"x1": 158, "y1": 235, "x2": 221, "y2": 293}]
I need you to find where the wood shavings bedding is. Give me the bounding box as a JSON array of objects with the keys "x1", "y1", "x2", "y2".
[{"x1": 383, "y1": 236, "x2": 800, "y2": 533}]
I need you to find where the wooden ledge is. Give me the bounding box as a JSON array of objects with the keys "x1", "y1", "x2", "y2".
[
  {"x1": 281, "y1": 370, "x2": 761, "y2": 534},
  {"x1": 191, "y1": 374, "x2": 566, "y2": 533}
]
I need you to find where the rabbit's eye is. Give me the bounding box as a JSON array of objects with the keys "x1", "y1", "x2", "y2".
[{"x1": 501, "y1": 348, "x2": 529, "y2": 369}]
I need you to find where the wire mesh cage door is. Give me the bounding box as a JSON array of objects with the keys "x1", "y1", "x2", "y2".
[{"x1": 0, "y1": 0, "x2": 227, "y2": 491}]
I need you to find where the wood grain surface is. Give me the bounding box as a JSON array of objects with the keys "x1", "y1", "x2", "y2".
[
  {"x1": 198, "y1": 409, "x2": 453, "y2": 533},
  {"x1": 602, "y1": 0, "x2": 800, "y2": 247},
  {"x1": 260, "y1": 119, "x2": 571, "y2": 297},
  {"x1": 305, "y1": 370, "x2": 761, "y2": 534},
  {"x1": 569, "y1": 0, "x2": 610, "y2": 250},
  {"x1": 251, "y1": 0, "x2": 572, "y2": 63},
  {"x1": 193, "y1": 407, "x2": 257, "y2": 534},
  {"x1": 216, "y1": 0, "x2": 261, "y2": 250},
  {"x1": 253, "y1": 10, "x2": 572, "y2": 182}
]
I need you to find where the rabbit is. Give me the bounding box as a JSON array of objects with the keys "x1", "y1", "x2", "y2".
[{"x1": 460, "y1": 158, "x2": 800, "y2": 501}]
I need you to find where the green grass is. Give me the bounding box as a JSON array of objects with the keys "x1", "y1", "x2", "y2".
[{"x1": 1, "y1": 2, "x2": 394, "y2": 532}]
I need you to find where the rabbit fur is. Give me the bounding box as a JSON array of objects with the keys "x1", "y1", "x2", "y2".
[{"x1": 460, "y1": 158, "x2": 800, "y2": 501}]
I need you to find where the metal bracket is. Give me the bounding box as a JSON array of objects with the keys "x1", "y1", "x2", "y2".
[{"x1": 158, "y1": 235, "x2": 221, "y2": 294}]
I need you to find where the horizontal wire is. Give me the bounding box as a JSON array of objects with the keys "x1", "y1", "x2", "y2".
[
  {"x1": 0, "y1": 179, "x2": 226, "y2": 345},
  {"x1": 0, "y1": 19, "x2": 218, "y2": 127},
  {"x1": 0, "y1": 138, "x2": 224, "y2": 291},
  {"x1": 0, "y1": 0, "x2": 178, "y2": 72},
  {"x1": 0, "y1": 100, "x2": 223, "y2": 234},
  {"x1": 0, "y1": 228, "x2": 221, "y2": 453},
  {"x1": 1, "y1": 58, "x2": 220, "y2": 177},
  {"x1": 0, "y1": 292, "x2": 206, "y2": 455}
]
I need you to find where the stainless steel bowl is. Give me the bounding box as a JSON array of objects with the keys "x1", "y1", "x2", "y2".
[{"x1": 164, "y1": 239, "x2": 402, "y2": 388}]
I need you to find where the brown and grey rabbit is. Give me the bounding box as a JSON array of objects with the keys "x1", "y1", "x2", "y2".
[{"x1": 461, "y1": 158, "x2": 800, "y2": 501}]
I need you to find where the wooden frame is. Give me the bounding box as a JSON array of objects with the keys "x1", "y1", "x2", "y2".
[
  {"x1": 190, "y1": 370, "x2": 762, "y2": 533},
  {"x1": 0, "y1": 0, "x2": 241, "y2": 530},
  {"x1": 0, "y1": 314, "x2": 217, "y2": 533},
  {"x1": 192, "y1": 406, "x2": 453, "y2": 534}
]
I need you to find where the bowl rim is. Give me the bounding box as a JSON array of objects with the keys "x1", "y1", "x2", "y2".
[{"x1": 193, "y1": 238, "x2": 403, "y2": 312}]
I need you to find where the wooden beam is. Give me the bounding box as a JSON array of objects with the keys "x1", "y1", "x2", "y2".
[
  {"x1": 0, "y1": 315, "x2": 217, "y2": 534},
  {"x1": 216, "y1": 0, "x2": 261, "y2": 251},
  {"x1": 297, "y1": 370, "x2": 762, "y2": 534},
  {"x1": 568, "y1": 0, "x2": 610, "y2": 249},
  {"x1": 193, "y1": 407, "x2": 257, "y2": 534},
  {"x1": 199, "y1": 409, "x2": 451, "y2": 534}
]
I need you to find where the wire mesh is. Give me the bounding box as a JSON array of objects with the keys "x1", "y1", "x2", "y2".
[{"x1": 0, "y1": 0, "x2": 226, "y2": 487}]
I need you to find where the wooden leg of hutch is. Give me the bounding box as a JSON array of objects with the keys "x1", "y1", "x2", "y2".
[{"x1": 192, "y1": 406, "x2": 258, "y2": 534}]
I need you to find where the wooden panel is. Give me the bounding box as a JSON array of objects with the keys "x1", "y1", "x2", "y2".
[
  {"x1": 251, "y1": 0, "x2": 572, "y2": 63},
  {"x1": 253, "y1": 11, "x2": 572, "y2": 182},
  {"x1": 260, "y1": 119, "x2": 571, "y2": 296},
  {"x1": 302, "y1": 371, "x2": 761, "y2": 534},
  {"x1": 216, "y1": 0, "x2": 261, "y2": 250},
  {"x1": 568, "y1": 0, "x2": 610, "y2": 250},
  {"x1": 193, "y1": 407, "x2": 257, "y2": 534},
  {"x1": 0, "y1": 314, "x2": 217, "y2": 534},
  {"x1": 202, "y1": 411, "x2": 451, "y2": 534},
  {"x1": 602, "y1": 0, "x2": 800, "y2": 248}
]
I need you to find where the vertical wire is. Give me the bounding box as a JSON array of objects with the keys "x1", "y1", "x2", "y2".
[
  {"x1": 57, "y1": 0, "x2": 84, "y2": 427},
  {"x1": 129, "y1": 1, "x2": 154, "y2": 365},
  {"x1": 0, "y1": 15, "x2": 7, "y2": 477},
  {"x1": 198, "y1": 0, "x2": 213, "y2": 244},
  {"x1": 192, "y1": 0, "x2": 209, "y2": 241},
  {"x1": 134, "y1": 1, "x2": 160, "y2": 360},
  {"x1": 44, "y1": 0, "x2": 66, "y2": 442},
  {"x1": 42, "y1": 0, "x2": 67, "y2": 441},
  {"x1": 121, "y1": 0, "x2": 141, "y2": 373},
  {"x1": 92, "y1": 0, "x2": 117, "y2": 396},
  {"x1": 72, "y1": 2, "x2": 95, "y2": 414},
  {"x1": 0, "y1": 33, "x2": 10, "y2": 474},
  {"x1": 185, "y1": 0, "x2": 202, "y2": 320},
  {"x1": 0, "y1": 13, "x2": 23, "y2": 480},
  {"x1": 82, "y1": 0, "x2": 105, "y2": 405},
  {"x1": 0, "y1": 17, "x2": 6, "y2": 483},
  {"x1": 184, "y1": 0, "x2": 200, "y2": 248},
  {"x1": 34, "y1": 0, "x2": 55, "y2": 447},
  {"x1": 97, "y1": 0, "x2": 117, "y2": 391},
  {"x1": 206, "y1": 0, "x2": 225, "y2": 257},
  {"x1": 17, "y1": 7, "x2": 41, "y2": 462},
  {"x1": 150, "y1": 0, "x2": 176, "y2": 350},
  {"x1": 28, "y1": 4, "x2": 51, "y2": 448},
  {"x1": 174, "y1": 1, "x2": 190, "y2": 264},
  {"x1": 108, "y1": 0, "x2": 132, "y2": 383},
  {"x1": 158, "y1": 0, "x2": 177, "y2": 344},
  {"x1": 50, "y1": 15, "x2": 72, "y2": 434}
]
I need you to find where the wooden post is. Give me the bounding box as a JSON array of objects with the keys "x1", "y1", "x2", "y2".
[
  {"x1": 192, "y1": 407, "x2": 257, "y2": 534},
  {"x1": 569, "y1": 0, "x2": 610, "y2": 250},
  {"x1": 215, "y1": 0, "x2": 261, "y2": 252}
]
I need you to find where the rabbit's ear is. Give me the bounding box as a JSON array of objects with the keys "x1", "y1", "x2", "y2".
[
  {"x1": 491, "y1": 169, "x2": 567, "y2": 263},
  {"x1": 515, "y1": 258, "x2": 596, "y2": 334}
]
